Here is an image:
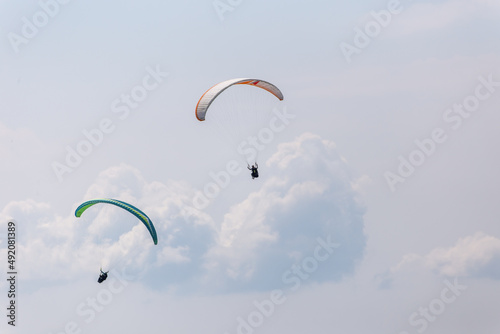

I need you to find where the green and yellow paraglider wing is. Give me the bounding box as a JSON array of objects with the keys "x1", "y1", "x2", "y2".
[{"x1": 75, "y1": 198, "x2": 158, "y2": 245}]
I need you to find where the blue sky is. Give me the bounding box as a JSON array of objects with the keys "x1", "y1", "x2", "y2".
[{"x1": 1, "y1": 0, "x2": 500, "y2": 333}]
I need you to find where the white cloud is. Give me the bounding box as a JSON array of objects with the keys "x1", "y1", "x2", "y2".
[
  {"x1": 386, "y1": 231, "x2": 500, "y2": 281},
  {"x1": 204, "y1": 133, "x2": 367, "y2": 291},
  {"x1": 0, "y1": 133, "x2": 367, "y2": 293},
  {"x1": 425, "y1": 232, "x2": 500, "y2": 277},
  {"x1": 0, "y1": 164, "x2": 215, "y2": 283},
  {"x1": 156, "y1": 245, "x2": 191, "y2": 265}
]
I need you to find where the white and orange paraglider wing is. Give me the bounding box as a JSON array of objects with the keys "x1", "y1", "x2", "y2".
[{"x1": 195, "y1": 78, "x2": 283, "y2": 121}]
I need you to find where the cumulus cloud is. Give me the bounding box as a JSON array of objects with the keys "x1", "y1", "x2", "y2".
[
  {"x1": 0, "y1": 164, "x2": 215, "y2": 285},
  {"x1": 0, "y1": 133, "x2": 367, "y2": 293},
  {"x1": 381, "y1": 232, "x2": 500, "y2": 286},
  {"x1": 203, "y1": 133, "x2": 367, "y2": 291}
]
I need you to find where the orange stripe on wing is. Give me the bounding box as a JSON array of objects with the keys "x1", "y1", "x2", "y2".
[{"x1": 195, "y1": 82, "x2": 221, "y2": 121}]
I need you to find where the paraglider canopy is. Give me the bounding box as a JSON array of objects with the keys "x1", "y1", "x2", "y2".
[
  {"x1": 195, "y1": 78, "x2": 284, "y2": 121},
  {"x1": 194, "y1": 78, "x2": 285, "y2": 166},
  {"x1": 75, "y1": 198, "x2": 158, "y2": 245}
]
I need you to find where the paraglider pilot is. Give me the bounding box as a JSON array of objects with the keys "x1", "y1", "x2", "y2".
[
  {"x1": 248, "y1": 163, "x2": 259, "y2": 179},
  {"x1": 98, "y1": 268, "x2": 109, "y2": 283}
]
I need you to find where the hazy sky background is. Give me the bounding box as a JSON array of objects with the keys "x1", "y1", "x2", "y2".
[{"x1": 1, "y1": 0, "x2": 500, "y2": 333}]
